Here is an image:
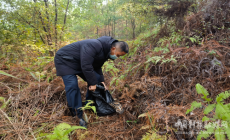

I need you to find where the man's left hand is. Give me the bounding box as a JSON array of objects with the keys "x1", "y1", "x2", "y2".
[{"x1": 101, "y1": 82, "x2": 108, "y2": 90}]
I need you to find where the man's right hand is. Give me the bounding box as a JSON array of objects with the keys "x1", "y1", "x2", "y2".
[{"x1": 89, "y1": 85, "x2": 96, "y2": 91}]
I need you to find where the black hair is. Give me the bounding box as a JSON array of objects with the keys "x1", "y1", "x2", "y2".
[{"x1": 112, "y1": 41, "x2": 129, "y2": 53}]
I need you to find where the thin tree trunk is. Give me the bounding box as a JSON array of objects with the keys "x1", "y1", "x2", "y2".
[
  {"x1": 104, "y1": 28, "x2": 106, "y2": 36},
  {"x1": 97, "y1": 26, "x2": 98, "y2": 37},
  {"x1": 108, "y1": 19, "x2": 110, "y2": 36},
  {"x1": 131, "y1": 19, "x2": 136, "y2": 39},
  {"x1": 111, "y1": 22, "x2": 113, "y2": 37},
  {"x1": 54, "y1": 0, "x2": 58, "y2": 48},
  {"x1": 139, "y1": 22, "x2": 142, "y2": 34},
  {"x1": 113, "y1": 19, "x2": 115, "y2": 38},
  {"x1": 33, "y1": 5, "x2": 36, "y2": 42},
  {"x1": 33, "y1": 0, "x2": 49, "y2": 45},
  {"x1": 8, "y1": 0, "x2": 45, "y2": 44},
  {"x1": 44, "y1": 0, "x2": 52, "y2": 45},
  {"x1": 17, "y1": 13, "x2": 45, "y2": 44},
  {"x1": 126, "y1": 19, "x2": 128, "y2": 39},
  {"x1": 61, "y1": 0, "x2": 70, "y2": 32}
]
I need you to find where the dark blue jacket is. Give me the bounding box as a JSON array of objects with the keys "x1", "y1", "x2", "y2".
[{"x1": 54, "y1": 36, "x2": 118, "y2": 86}]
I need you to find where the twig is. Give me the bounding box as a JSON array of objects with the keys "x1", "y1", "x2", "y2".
[{"x1": 0, "y1": 109, "x2": 23, "y2": 140}]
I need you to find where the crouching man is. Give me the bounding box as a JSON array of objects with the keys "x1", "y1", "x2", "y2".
[{"x1": 54, "y1": 36, "x2": 129, "y2": 128}]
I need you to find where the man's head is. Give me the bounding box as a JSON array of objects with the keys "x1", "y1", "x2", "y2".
[{"x1": 110, "y1": 41, "x2": 129, "y2": 60}]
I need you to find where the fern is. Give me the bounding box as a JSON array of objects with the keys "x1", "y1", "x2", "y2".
[
  {"x1": 196, "y1": 83, "x2": 212, "y2": 103},
  {"x1": 216, "y1": 91, "x2": 230, "y2": 103},
  {"x1": 189, "y1": 37, "x2": 197, "y2": 43},
  {"x1": 37, "y1": 123, "x2": 86, "y2": 140},
  {"x1": 203, "y1": 104, "x2": 215, "y2": 115},
  {"x1": 186, "y1": 101, "x2": 202, "y2": 114},
  {"x1": 187, "y1": 84, "x2": 230, "y2": 140}
]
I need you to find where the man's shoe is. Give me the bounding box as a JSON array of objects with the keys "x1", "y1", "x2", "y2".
[
  {"x1": 79, "y1": 118, "x2": 87, "y2": 128},
  {"x1": 109, "y1": 102, "x2": 124, "y2": 114}
]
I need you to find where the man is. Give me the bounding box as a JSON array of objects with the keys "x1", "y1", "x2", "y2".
[{"x1": 54, "y1": 36, "x2": 129, "y2": 128}]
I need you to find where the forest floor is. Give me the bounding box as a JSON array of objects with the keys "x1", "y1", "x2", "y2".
[{"x1": 1, "y1": 39, "x2": 230, "y2": 140}]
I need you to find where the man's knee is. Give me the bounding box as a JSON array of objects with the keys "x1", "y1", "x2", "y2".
[{"x1": 62, "y1": 75, "x2": 79, "y2": 90}]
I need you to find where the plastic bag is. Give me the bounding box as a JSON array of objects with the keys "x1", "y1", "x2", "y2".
[{"x1": 89, "y1": 84, "x2": 116, "y2": 116}]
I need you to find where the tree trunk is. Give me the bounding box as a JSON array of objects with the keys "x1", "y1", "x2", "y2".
[
  {"x1": 126, "y1": 19, "x2": 128, "y2": 39},
  {"x1": 33, "y1": 0, "x2": 50, "y2": 45},
  {"x1": 111, "y1": 22, "x2": 113, "y2": 37},
  {"x1": 61, "y1": 0, "x2": 70, "y2": 32},
  {"x1": 139, "y1": 22, "x2": 142, "y2": 34},
  {"x1": 131, "y1": 19, "x2": 136, "y2": 39},
  {"x1": 54, "y1": 0, "x2": 58, "y2": 48},
  {"x1": 113, "y1": 19, "x2": 115, "y2": 38},
  {"x1": 97, "y1": 26, "x2": 99, "y2": 37},
  {"x1": 108, "y1": 19, "x2": 110, "y2": 36},
  {"x1": 44, "y1": 0, "x2": 52, "y2": 45}
]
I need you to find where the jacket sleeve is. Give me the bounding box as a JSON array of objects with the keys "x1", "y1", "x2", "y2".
[
  {"x1": 94, "y1": 68, "x2": 104, "y2": 82},
  {"x1": 80, "y1": 43, "x2": 101, "y2": 86}
]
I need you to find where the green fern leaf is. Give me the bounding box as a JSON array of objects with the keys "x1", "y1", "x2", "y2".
[
  {"x1": 197, "y1": 130, "x2": 210, "y2": 140},
  {"x1": 55, "y1": 123, "x2": 71, "y2": 131},
  {"x1": 196, "y1": 84, "x2": 212, "y2": 102},
  {"x1": 224, "y1": 127, "x2": 230, "y2": 139},
  {"x1": 196, "y1": 84, "x2": 208, "y2": 95},
  {"x1": 186, "y1": 101, "x2": 202, "y2": 114},
  {"x1": 189, "y1": 37, "x2": 196, "y2": 43},
  {"x1": 53, "y1": 129, "x2": 63, "y2": 137},
  {"x1": 215, "y1": 127, "x2": 226, "y2": 140},
  {"x1": 216, "y1": 91, "x2": 230, "y2": 103},
  {"x1": 215, "y1": 103, "x2": 230, "y2": 121},
  {"x1": 202, "y1": 116, "x2": 210, "y2": 122},
  {"x1": 204, "y1": 104, "x2": 215, "y2": 114},
  {"x1": 46, "y1": 134, "x2": 58, "y2": 140},
  {"x1": 63, "y1": 126, "x2": 87, "y2": 136}
]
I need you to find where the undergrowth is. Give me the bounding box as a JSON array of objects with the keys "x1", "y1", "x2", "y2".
[{"x1": 187, "y1": 84, "x2": 230, "y2": 140}]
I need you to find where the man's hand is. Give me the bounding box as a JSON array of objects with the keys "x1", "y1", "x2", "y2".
[
  {"x1": 89, "y1": 85, "x2": 96, "y2": 91},
  {"x1": 101, "y1": 82, "x2": 108, "y2": 90}
]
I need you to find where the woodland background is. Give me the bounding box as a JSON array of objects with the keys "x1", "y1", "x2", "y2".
[{"x1": 1, "y1": 0, "x2": 230, "y2": 140}]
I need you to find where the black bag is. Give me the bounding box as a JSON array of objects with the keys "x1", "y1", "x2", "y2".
[{"x1": 89, "y1": 83, "x2": 116, "y2": 116}]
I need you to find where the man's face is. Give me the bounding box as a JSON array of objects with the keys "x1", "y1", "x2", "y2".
[{"x1": 110, "y1": 47, "x2": 126, "y2": 58}]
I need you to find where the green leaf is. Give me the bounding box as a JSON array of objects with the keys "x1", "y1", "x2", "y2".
[
  {"x1": 202, "y1": 116, "x2": 210, "y2": 122},
  {"x1": 46, "y1": 134, "x2": 58, "y2": 139},
  {"x1": 63, "y1": 126, "x2": 87, "y2": 136},
  {"x1": 224, "y1": 127, "x2": 230, "y2": 139},
  {"x1": 196, "y1": 84, "x2": 212, "y2": 102},
  {"x1": 197, "y1": 130, "x2": 210, "y2": 140},
  {"x1": 115, "y1": 79, "x2": 119, "y2": 86},
  {"x1": 204, "y1": 104, "x2": 215, "y2": 114},
  {"x1": 186, "y1": 101, "x2": 202, "y2": 114},
  {"x1": 215, "y1": 103, "x2": 230, "y2": 121},
  {"x1": 216, "y1": 91, "x2": 230, "y2": 103},
  {"x1": 0, "y1": 70, "x2": 18, "y2": 79},
  {"x1": 196, "y1": 83, "x2": 209, "y2": 96},
  {"x1": 215, "y1": 127, "x2": 226, "y2": 140},
  {"x1": 189, "y1": 37, "x2": 196, "y2": 43},
  {"x1": 55, "y1": 123, "x2": 71, "y2": 131},
  {"x1": 91, "y1": 106, "x2": 96, "y2": 114}
]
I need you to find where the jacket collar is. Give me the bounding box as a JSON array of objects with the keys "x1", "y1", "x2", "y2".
[{"x1": 97, "y1": 36, "x2": 118, "y2": 60}]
